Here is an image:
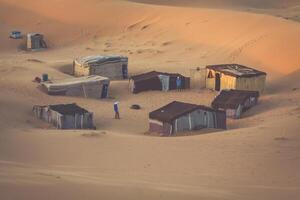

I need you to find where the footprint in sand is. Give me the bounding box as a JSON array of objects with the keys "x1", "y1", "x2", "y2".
[
  {"x1": 228, "y1": 34, "x2": 268, "y2": 62},
  {"x1": 161, "y1": 41, "x2": 173, "y2": 46},
  {"x1": 126, "y1": 19, "x2": 147, "y2": 31}
]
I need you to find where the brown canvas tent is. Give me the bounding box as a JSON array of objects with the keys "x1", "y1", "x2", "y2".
[
  {"x1": 33, "y1": 103, "x2": 95, "y2": 129},
  {"x1": 149, "y1": 101, "x2": 226, "y2": 136},
  {"x1": 130, "y1": 71, "x2": 190, "y2": 94},
  {"x1": 206, "y1": 64, "x2": 266, "y2": 93},
  {"x1": 211, "y1": 89, "x2": 259, "y2": 119},
  {"x1": 41, "y1": 75, "x2": 110, "y2": 99}
]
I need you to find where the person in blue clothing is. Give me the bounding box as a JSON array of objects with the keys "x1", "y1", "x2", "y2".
[
  {"x1": 176, "y1": 76, "x2": 182, "y2": 91},
  {"x1": 114, "y1": 102, "x2": 120, "y2": 119}
]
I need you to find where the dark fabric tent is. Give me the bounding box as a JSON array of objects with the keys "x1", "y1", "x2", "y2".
[
  {"x1": 149, "y1": 101, "x2": 226, "y2": 136},
  {"x1": 130, "y1": 71, "x2": 190, "y2": 94},
  {"x1": 211, "y1": 89, "x2": 259, "y2": 118}
]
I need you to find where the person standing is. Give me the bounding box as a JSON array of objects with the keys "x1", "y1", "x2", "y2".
[
  {"x1": 176, "y1": 76, "x2": 182, "y2": 91},
  {"x1": 114, "y1": 102, "x2": 120, "y2": 119}
]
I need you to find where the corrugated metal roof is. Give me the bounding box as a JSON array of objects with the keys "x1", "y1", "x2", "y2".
[
  {"x1": 75, "y1": 55, "x2": 128, "y2": 66},
  {"x1": 206, "y1": 64, "x2": 266, "y2": 78}
]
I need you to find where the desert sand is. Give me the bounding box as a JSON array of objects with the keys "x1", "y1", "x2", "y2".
[{"x1": 0, "y1": 0, "x2": 300, "y2": 199}]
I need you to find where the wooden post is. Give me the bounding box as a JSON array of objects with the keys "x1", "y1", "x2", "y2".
[{"x1": 188, "y1": 114, "x2": 192, "y2": 131}]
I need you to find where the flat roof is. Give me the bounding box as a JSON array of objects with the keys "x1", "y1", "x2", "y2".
[
  {"x1": 42, "y1": 75, "x2": 109, "y2": 88},
  {"x1": 131, "y1": 71, "x2": 186, "y2": 81},
  {"x1": 48, "y1": 103, "x2": 89, "y2": 115},
  {"x1": 75, "y1": 55, "x2": 128, "y2": 66},
  {"x1": 212, "y1": 89, "x2": 259, "y2": 109},
  {"x1": 27, "y1": 33, "x2": 43, "y2": 37},
  {"x1": 206, "y1": 64, "x2": 266, "y2": 78},
  {"x1": 149, "y1": 101, "x2": 219, "y2": 123}
]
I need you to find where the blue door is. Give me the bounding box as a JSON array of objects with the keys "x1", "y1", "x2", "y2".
[{"x1": 101, "y1": 84, "x2": 108, "y2": 98}]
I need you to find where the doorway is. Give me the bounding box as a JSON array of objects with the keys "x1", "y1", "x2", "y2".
[
  {"x1": 215, "y1": 73, "x2": 221, "y2": 91},
  {"x1": 122, "y1": 64, "x2": 128, "y2": 79},
  {"x1": 101, "y1": 84, "x2": 109, "y2": 98},
  {"x1": 158, "y1": 75, "x2": 170, "y2": 91}
]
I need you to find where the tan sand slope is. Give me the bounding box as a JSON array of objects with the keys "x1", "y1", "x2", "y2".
[
  {"x1": 129, "y1": 0, "x2": 300, "y2": 8},
  {"x1": 130, "y1": 0, "x2": 300, "y2": 21},
  {"x1": 1, "y1": 0, "x2": 300, "y2": 74},
  {"x1": 0, "y1": 0, "x2": 300, "y2": 200}
]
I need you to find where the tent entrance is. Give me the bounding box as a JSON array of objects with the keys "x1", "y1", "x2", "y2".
[
  {"x1": 158, "y1": 75, "x2": 170, "y2": 91},
  {"x1": 215, "y1": 73, "x2": 221, "y2": 91},
  {"x1": 101, "y1": 84, "x2": 109, "y2": 98},
  {"x1": 122, "y1": 64, "x2": 128, "y2": 79}
]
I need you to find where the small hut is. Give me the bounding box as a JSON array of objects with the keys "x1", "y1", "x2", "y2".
[
  {"x1": 130, "y1": 71, "x2": 190, "y2": 94},
  {"x1": 73, "y1": 55, "x2": 128, "y2": 80},
  {"x1": 33, "y1": 103, "x2": 95, "y2": 129},
  {"x1": 149, "y1": 101, "x2": 226, "y2": 136},
  {"x1": 206, "y1": 64, "x2": 266, "y2": 94},
  {"x1": 41, "y1": 75, "x2": 110, "y2": 99},
  {"x1": 211, "y1": 89, "x2": 259, "y2": 119},
  {"x1": 27, "y1": 33, "x2": 47, "y2": 50}
]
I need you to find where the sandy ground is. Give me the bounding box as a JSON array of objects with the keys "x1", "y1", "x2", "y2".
[{"x1": 0, "y1": 0, "x2": 300, "y2": 199}]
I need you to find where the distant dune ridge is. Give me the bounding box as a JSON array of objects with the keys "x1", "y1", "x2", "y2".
[
  {"x1": 0, "y1": 0, "x2": 300, "y2": 200},
  {"x1": 129, "y1": 0, "x2": 300, "y2": 8}
]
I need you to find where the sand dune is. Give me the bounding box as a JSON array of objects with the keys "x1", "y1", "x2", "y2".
[
  {"x1": 129, "y1": 0, "x2": 300, "y2": 8},
  {"x1": 1, "y1": 0, "x2": 300, "y2": 74},
  {"x1": 0, "y1": 0, "x2": 300, "y2": 199}
]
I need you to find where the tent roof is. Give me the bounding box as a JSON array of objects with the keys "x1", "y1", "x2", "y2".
[
  {"x1": 206, "y1": 64, "x2": 266, "y2": 78},
  {"x1": 212, "y1": 90, "x2": 259, "y2": 109},
  {"x1": 131, "y1": 71, "x2": 186, "y2": 81},
  {"x1": 75, "y1": 55, "x2": 128, "y2": 66},
  {"x1": 48, "y1": 103, "x2": 89, "y2": 115},
  {"x1": 42, "y1": 75, "x2": 109, "y2": 89},
  {"x1": 149, "y1": 101, "x2": 219, "y2": 123},
  {"x1": 27, "y1": 33, "x2": 43, "y2": 37}
]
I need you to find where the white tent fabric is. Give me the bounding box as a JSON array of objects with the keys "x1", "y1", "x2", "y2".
[{"x1": 158, "y1": 75, "x2": 170, "y2": 91}]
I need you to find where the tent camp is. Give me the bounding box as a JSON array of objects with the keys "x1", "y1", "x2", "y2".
[
  {"x1": 33, "y1": 103, "x2": 95, "y2": 129},
  {"x1": 27, "y1": 33, "x2": 47, "y2": 50},
  {"x1": 41, "y1": 75, "x2": 110, "y2": 99},
  {"x1": 211, "y1": 89, "x2": 259, "y2": 119},
  {"x1": 73, "y1": 55, "x2": 128, "y2": 80},
  {"x1": 130, "y1": 71, "x2": 190, "y2": 94},
  {"x1": 206, "y1": 64, "x2": 266, "y2": 94},
  {"x1": 149, "y1": 101, "x2": 226, "y2": 136}
]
